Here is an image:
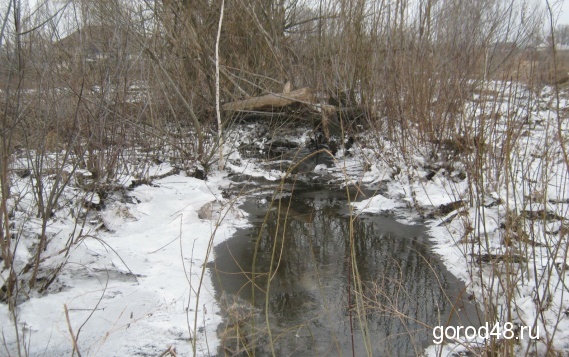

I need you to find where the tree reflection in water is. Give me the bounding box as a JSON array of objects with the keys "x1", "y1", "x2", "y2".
[{"x1": 211, "y1": 188, "x2": 478, "y2": 356}]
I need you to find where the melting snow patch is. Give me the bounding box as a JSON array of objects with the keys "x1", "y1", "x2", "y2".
[
  {"x1": 314, "y1": 163, "x2": 327, "y2": 173},
  {"x1": 352, "y1": 193, "x2": 404, "y2": 213}
]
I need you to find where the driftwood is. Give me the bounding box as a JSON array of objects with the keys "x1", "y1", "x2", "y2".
[{"x1": 222, "y1": 87, "x2": 313, "y2": 112}]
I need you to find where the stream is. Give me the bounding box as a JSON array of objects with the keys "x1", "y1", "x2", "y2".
[{"x1": 209, "y1": 180, "x2": 480, "y2": 356}]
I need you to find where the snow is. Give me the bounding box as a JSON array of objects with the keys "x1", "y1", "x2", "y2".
[
  {"x1": 225, "y1": 159, "x2": 284, "y2": 181},
  {"x1": 347, "y1": 82, "x2": 569, "y2": 355},
  {"x1": 352, "y1": 193, "x2": 403, "y2": 213},
  {"x1": 4, "y1": 80, "x2": 569, "y2": 356},
  {"x1": 313, "y1": 163, "x2": 327, "y2": 173},
  {"x1": 1, "y1": 172, "x2": 246, "y2": 356}
]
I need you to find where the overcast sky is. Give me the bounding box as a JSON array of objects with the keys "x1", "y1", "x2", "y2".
[
  {"x1": 13, "y1": 0, "x2": 569, "y2": 31},
  {"x1": 557, "y1": 1, "x2": 569, "y2": 25}
]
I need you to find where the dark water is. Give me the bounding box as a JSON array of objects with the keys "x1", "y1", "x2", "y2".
[{"x1": 210, "y1": 185, "x2": 480, "y2": 356}]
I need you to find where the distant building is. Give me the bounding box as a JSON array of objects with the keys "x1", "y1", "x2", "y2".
[{"x1": 55, "y1": 25, "x2": 131, "y2": 68}]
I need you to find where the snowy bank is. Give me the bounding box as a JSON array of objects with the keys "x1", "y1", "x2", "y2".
[{"x1": 1, "y1": 172, "x2": 245, "y2": 356}]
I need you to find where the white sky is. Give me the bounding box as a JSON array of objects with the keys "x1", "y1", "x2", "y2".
[
  {"x1": 14, "y1": 0, "x2": 569, "y2": 30},
  {"x1": 557, "y1": 0, "x2": 569, "y2": 25}
]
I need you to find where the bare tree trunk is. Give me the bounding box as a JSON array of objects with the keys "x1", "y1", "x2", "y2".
[
  {"x1": 216, "y1": 0, "x2": 225, "y2": 170},
  {"x1": 0, "y1": 0, "x2": 13, "y2": 272}
]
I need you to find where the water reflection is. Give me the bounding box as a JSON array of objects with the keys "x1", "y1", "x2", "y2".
[{"x1": 210, "y1": 188, "x2": 478, "y2": 356}]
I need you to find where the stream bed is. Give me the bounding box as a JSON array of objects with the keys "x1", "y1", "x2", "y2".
[{"x1": 209, "y1": 181, "x2": 480, "y2": 356}]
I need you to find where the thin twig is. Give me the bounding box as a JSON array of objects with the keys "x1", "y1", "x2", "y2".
[{"x1": 64, "y1": 304, "x2": 82, "y2": 357}]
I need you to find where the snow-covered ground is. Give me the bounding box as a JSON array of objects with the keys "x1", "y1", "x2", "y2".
[
  {"x1": 349, "y1": 83, "x2": 569, "y2": 355},
  {"x1": 2, "y1": 81, "x2": 569, "y2": 356},
  {"x1": 1, "y1": 167, "x2": 247, "y2": 356}
]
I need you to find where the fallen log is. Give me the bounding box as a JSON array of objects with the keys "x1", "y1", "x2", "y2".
[
  {"x1": 221, "y1": 86, "x2": 369, "y2": 142},
  {"x1": 222, "y1": 87, "x2": 313, "y2": 112}
]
